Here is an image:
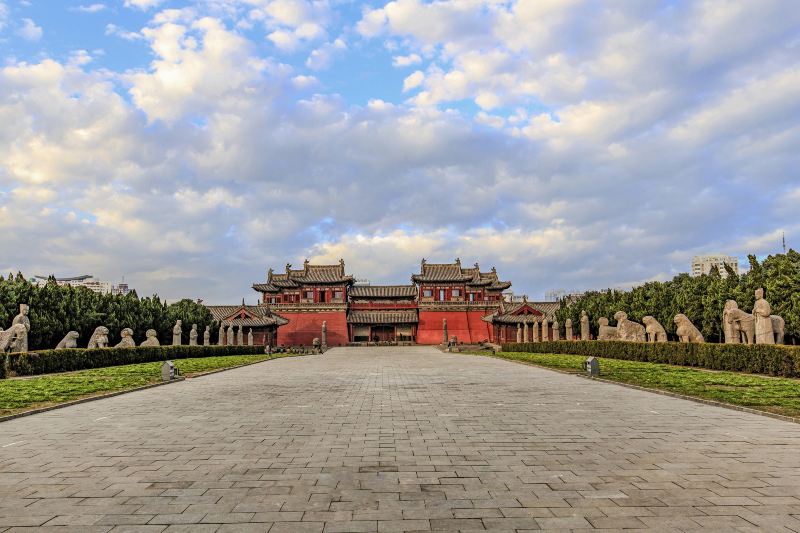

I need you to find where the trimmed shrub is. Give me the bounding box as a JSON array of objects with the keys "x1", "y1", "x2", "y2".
[
  {"x1": 501, "y1": 341, "x2": 800, "y2": 378},
  {"x1": 5, "y1": 345, "x2": 264, "y2": 377},
  {"x1": 0, "y1": 355, "x2": 6, "y2": 379}
]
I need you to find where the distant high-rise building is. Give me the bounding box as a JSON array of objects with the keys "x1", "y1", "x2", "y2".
[
  {"x1": 691, "y1": 255, "x2": 739, "y2": 277},
  {"x1": 544, "y1": 289, "x2": 586, "y2": 302},
  {"x1": 33, "y1": 275, "x2": 132, "y2": 295}
]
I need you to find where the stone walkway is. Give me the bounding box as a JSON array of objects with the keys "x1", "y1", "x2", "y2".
[{"x1": 2, "y1": 346, "x2": 800, "y2": 532}]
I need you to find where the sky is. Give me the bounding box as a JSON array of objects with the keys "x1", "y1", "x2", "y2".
[{"x1": 0, "y1": 0, "x2": 798, "y2": 304}]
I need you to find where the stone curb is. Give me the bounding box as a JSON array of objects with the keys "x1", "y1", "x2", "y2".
[
  {"x1": 469, "y1": 352, "x2": 800, "y2": 425},
  {"x1": 0, "y1": 355, "x2": 300, "y2": 424}
]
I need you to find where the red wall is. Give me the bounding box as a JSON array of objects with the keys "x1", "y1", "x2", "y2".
[
  {"x1": 278, "y1": 311, "x2": 348, "y2": 347},
  {"x1": 417, "y1": 310, "x2": 493, "y2": 344}
]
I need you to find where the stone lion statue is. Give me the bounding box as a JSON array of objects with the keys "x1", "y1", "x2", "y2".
[
  {"x1": 771, "y1": 315, "x2": 785, "y2": 345},
  {"x1": 55, "y1": 331, "x2": 80, "y2": 350},
  {"x1": 115, "y1": 328, "x2": 136, "y2": 348},
  {"x1": 642, "y1": 316, "x2": 667, "y2": 342},
  {"x1": 0, "y1": 324, "x2": 27, "y2": 353},
  {"x1": 614, "y1": 311, "x2": 646, "y2": 342},
  {"x1": 673, "y1": 314, "x2": 704, "y2": 343},
  {"x1": 597, "y1": 317, "x2": 619, "y2": 341},
  {"x1": 141, "y1": 329, "x2": 160, "y2": 347},
  {"x1": 87, "y1": 326, "x2": 109, "y2": 349}
]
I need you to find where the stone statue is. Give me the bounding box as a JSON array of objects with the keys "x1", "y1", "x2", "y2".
[
  {"x1": 542, "y1": 318, "x2": 549, "y2": 341},
  {"x1": 204, "y1": 325, "x2": 210, "y2": 346},
  {"x1": 597, "y1": 317, "x2": 619, "y2": 341},
  {"x1": 516, "y1": 323, "x2": 522, "y2": 343},
  {"x1": 552, "y1": 320, "x2": 560, "y2": 341},
  {"x1": 580, "y1": 311, "x2": 590, "y2": 341},
  {"x1": 218, "y1": 324, "x2": 225, "y2": 345},
  {"x1": 226, "y1": 325, "x2": 234, "y2": 346},
  {"x1": 237, "y1": 325, "x2": 244, "y2": 346},
  {"x1": 753, "y1": 288, "x2": 774, "y2": 345},
  {"x1": 11, "y1": 303, "x2": 31, "y2": 353},
  {"x1": 722, "y1": 300, "x2": 740, "y2": 344},
  {"x1": 247, "y1": 328, "x2": 253, "y2": 346},
  {"x1": 172, "y1": 320, "x2": 182, "y2": 346},
  {"x1": 642, "y1": 316, "x2": 667, "y2": 342},
  {"x1": 531, "y1": 319, "x2": 539, "y2": 342},
  {"x1": 523, "y1": 322, "x2": 529, "y2": 342},
  {"x1": 87, "y1": 326, "x2": 110, "y2": 349},
  {"x1": 322, "y1": 321, "x2": 328, "y2": 348},
  {"x1": 442, "y1": 319, "x2": 448, "y2": 344},
  {"x1": 674, "y1": 314, "x2": 704, "y2": 343},
  {"x1": 565, "y1": 318, "x2": 573, "y2": 340},
  {"x1": 771, "y1": 315, "x2": 785, "y2": 345},
  {"x1": 115, "y1": 328, "x2": 136, "y2": 348},
  {"x1": 725, "y1": 307, "x2": 755, "y2": 344},
  {"x1": 189, "y1": 324, "x2": 198, "y2": 346},
  {"x1": 614, "y1": 312, "x2": 646, "y2": 342},
  {"x1": 55, "y1": 331, "x2": 80, "y2": 350},
  {"x1": 0, "y1": 324, "x2": 27, "y2": 353},
  {"x1": 141, "y1": 329, "x2": 160, "y2": 347}
]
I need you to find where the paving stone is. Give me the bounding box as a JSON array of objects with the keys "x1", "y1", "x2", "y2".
[{"x1": 2, "y1": 346, "x2": 800, "y2": 532}]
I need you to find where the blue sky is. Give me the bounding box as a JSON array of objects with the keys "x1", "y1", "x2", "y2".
[{"x1": 0, "y1": 0, "x2": 799, "y2": 303}]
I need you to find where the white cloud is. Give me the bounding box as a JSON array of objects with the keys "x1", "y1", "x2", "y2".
[
  {"x1": 392, "y1": 53, "x2": 421, "y2": 67},
  {"x1": 72, "y1": 3, "x2": 107, "y2": 13},
  {"x1": 0, "y1": 2, "x2": 9, "y2": 31},
  {"x1": 124, "y1": 0, "x2": 165, "y2": 10},
  {"x1": 16, "y1": 18, "x2": 42, "y2": 42},
  {"x1": 402, "y1": 69, "x2": 424, "y2": 92},
  {"x1": 305, "y1": 37, "x2": 346, "y2": 70}
]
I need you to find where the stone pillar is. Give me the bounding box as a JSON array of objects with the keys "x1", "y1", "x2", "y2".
[
  {"x1": 532, "y1": 319, "x2": 539, "y2": 342},
  {"x1": 516, "y1": 323, "x2": 522, "y2": 343},
  {"x1": 565, "y1": 319, "x2": 573, "y2": 340},
  {"x1": 442, "y1": 319, "x2": 448, "y2": 344},
  {"x1": 218, "y1": 325, "x2": 225, "y2": 346},
  {"x1": 552, "y1": 320, "x2": 560, "y2": 341},
  {"x1": 523, "y1": 322, "x2": 529, "y2": 342},
  {"x1": 322, "y1": 321, "x2": 328, "y2": 349}
]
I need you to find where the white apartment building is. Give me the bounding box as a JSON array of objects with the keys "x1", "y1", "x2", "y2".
[
  {"x1": 33, "y1": 275, "x2": 129, "y2": 295},
  {"x1": 691, "y1": 255, "x2": 739, "y2": 277}
]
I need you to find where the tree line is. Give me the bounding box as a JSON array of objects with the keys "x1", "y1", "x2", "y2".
[
  {"x1": 0, "y1": 274, "x2": 216, "y2": 350},
  {"x1": 556, "y1": 251, "x2": 800, "y2": 344}
]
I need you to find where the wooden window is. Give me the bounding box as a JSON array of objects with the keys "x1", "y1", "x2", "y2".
[
  {"x1": 469, "y1": 293, "x2": 475, "y2": 302},
  {"x1": 452, "y1": 289, "x2": 461, "y2": 297},
  {"x1": 438, "y1": 289, "x2": 446, "y2": 301},
  {"x1": 334, "y1": 290, "x2": 343, "y2": 299},
  {"x1": 304, "y1": 290, "x2": 314, "y2": 299},
  {"x1": 423, "y1": 289, "x2": 432, "y2": 297}
]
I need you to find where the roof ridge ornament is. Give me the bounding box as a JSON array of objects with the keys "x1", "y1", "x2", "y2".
[
  {"x1": 285, "y1": 263, "x2": 291, "y2": 275},
  {"x1": 455, "y1": 257, "x2": 461, "y2": 267},
  {"x1": 268, "y1": 268, "x2": 273, "y2": 282},
  {"x1": 339, "y1": 258, "x2": 345, "y2": 274}
]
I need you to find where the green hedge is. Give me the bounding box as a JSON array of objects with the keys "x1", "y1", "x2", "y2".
[
  {"x1": 501, "y1": 341, "x2": 800, "y2": 377},
  {"x1": 0, "y1": 356, "x2": 5, "y2": 379},
  {"x1": 4, "y1": 345, "x2": 264, "y2": 377}
]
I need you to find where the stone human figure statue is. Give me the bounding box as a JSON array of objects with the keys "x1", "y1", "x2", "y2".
[
  {"x1": 321, "y1": 321, "x2": 328, "y2": 348},
  {"x1": 565, "y1": 319, "x2": 573, "y2": 340},
  {"x1": 516, "y1": 323, "x2": 522, "y2": 343},
  {"x1": 753, "y1": 288, "x2": 774, "y2": 345},
  {"x1": 531, "y1": 319, "x2": 539, "y2": 342},
  {"x1": 172, "y1": 320, "x2": 182, "y2": 346},
  {"x1": 115, "y1": 328, "x2": 136, "y2": 348},
  {"x1": 523, "y1": 322, "x2": 529, "y2": 342},
  {"x1": 237, "y1": 325, "x2": 244, "y2": 346},
  {"x1": 580, "y1": 311, "x2": 590, "y2": 340},
  {"x1": 141, "y1": 329, "x2": 160, "y2": 347},
  {"x1": 55, "y1": 331, "x2": 79, "y2": 350},
  {"x1": 542, "y1": 318, "x2": 549, "y2": 341},
  {"x1": 218, "y1": 325, "x2": 225, "y2": 346},
  {"x1": 247, "y1": 328, "x2": 254, "y2": 346},
  {"x1": 226, "y1": 325, "x2": 235, "y2": 346},
  {"x1": 442, "y1": 319, "x2": 448, "y2": 344},
  {"x1": 552, "y1": 320, "x2": 561, "y2": 341},
  {"x1": 722, "y1": 300, "x2": 740, "y2": 344},
  {"x1": 11, "y1": 303, "x2": 31, "y2": 353},
  {"x1": 204, "y1": 326, "x2": 210, "y2": 346},
  {"x1": 189, "y1": 324, "x2": 198, "y2": 346}
]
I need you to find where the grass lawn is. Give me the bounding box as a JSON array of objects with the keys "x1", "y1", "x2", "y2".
[
  {"x1": 472, "y1": 350, "x2": 800, "y2": 418},
  {"x1": 0, "y1": 353, "x2": 298, "y2": 417}
]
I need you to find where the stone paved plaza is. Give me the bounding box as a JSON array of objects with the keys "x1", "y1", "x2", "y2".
[{"x1": 2, "y1": 347, "x2": 800, "y2": 532}]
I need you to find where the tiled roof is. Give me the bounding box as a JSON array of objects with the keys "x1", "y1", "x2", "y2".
[
  {"x1": 411, "y1": 259, "x2": 512, "y2": 289},
  {"x1": 481, "y1": 301, "x2": 561, "y2": 324},
  {"x1": 254, "y1": 260, "x2": 354, "y2": 291},
  {"x1": 347, "y1": 310, "x2": 419, "y2": 324},
  {"x1": 206, "y1": 305, "x2": 289, "y2": 326},
  {"x1": 349, "y1": 285, "x2": 417, "y2": 299}
]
